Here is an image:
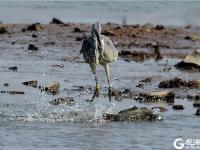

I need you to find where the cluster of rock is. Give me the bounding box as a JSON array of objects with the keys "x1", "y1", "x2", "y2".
[
  {"x1": 175, "y1": 49, "x2": 200, "y2": 72},
  {"x1": 22, "y1": 23, "x2": 44, "y2": 32},
  {"x1": 39, "y1": 81, "x2": 60, "y2": 95},
  {"x1": 0, "y1": 26, "x2": 8, "y2": 34},
  {"x1": 136, "y1": 91, "x2": 175, "y2": 103},
  {"x1": 159, "y1": 77, "x2": 200, "y2": 88},
  {"x1": 49, "y1": 97, "x2": 75, "y2": 106},
  {"x1": 103, "y1": 106, "x2": 161, "y2": 122},
  {"x1": 1, "y1": 20, "x2": 200, "y2": 122}
]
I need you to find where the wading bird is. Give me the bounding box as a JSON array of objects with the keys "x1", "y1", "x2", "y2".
[{"x1": 80, "y1": 22, "x2": 118, "y2": 102}]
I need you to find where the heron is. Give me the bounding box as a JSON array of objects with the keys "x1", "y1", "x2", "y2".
[{"x1": 80, "y1": 22, "x2": 118, "y2": 102}]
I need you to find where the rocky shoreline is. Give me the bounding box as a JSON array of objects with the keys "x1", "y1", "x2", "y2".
[
  {"x1": 1, "y1": 19, "x2": 200, "y2": 57},
  {"x1": 0, "y1": 19, "x2": 200, "y2": 122}
]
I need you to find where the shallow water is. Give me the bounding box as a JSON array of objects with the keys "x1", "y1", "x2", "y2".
[
  {"x1": 1, "y1": 1, "x2": 200, "y2": 149},
  {"x1": 0, "y1": 1, "x2": 200, "y2": 26},
  {"x1": 0, "y1": 42, "x2": 200, "y2": 149}
]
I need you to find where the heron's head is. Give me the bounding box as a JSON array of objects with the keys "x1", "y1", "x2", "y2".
[{"x1": 91, "y1": 22, "x2": 102, "y2": 48}]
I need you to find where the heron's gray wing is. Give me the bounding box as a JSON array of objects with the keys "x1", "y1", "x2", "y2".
[
  {"x1": 100, "y1": 35, "x2": 118, "y2": 63},
  {"x1": 80, "y1": 37, "x2": 89, "y2": 53},
  {"x1": 80, "y1": 36, "x2": 96, "y2": 63}
]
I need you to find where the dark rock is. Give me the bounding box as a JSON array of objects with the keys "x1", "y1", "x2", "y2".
[
  {"x1": 63, "y1": 23, "x2": 72, "y2": 27},
  {"x1": 136, "y1": 83, "x2": 144, "y2": 89},
  {"x1": 51, "y1": 18, "x2": 64, "y2": 25},
  {"x1": 175, "y1": 49, "x2": 200, "y2": 71},
  {"x1": 102, "y1": 30, "x2": 116, "y2": 36},
  {"x1": 139, "y1": 78, "x2": 152, "y2": 83},
  {"x1": 1, "y1": 91, "x2": 24, "y2": 95},
  {"x1": 40, "y1": 81, "x2": 60, "y2": 95},
  {"x1": 3, "y1": 83, "x2": 9, "y2": 87},
  {"x1": 118, "y1": 106, "x2": 138, "y2": 114},
  {"x1": 193, "y1": 95, "x2": 200, "y2": 107},
  {"x1": 158, "y1": 77, "x2": 187, "y2": 88},
  {"x1": 114, "y1": 26, "x2": 122, "y2": 30},
  {"x1": 52, "y1": 64, "x2": 64, "y2": 68},
  {"x1": 187, "y1": 94, "x2": 195, "y2": 100},
  {"x1": 49, "y1": 97, "x2": 75, "y2": 106},
  {"x1": 195, "y1": 109, "x2": 200, "y2": 116},
  {"x1": 161, "y1": 67, "x2": 172, "y2": 72},
  {"x1": 8, "y1": 66, "x2": 17, "y2": 71},
  {"x1": 111, "y1": 88, "x2": 133, "y2": 101},
  {"x1": 119, "y1": 50, "x2": 132, "y2": 55},
  {"x1": 175, "y1": 61, "x2": 200, "y2": 71},
  {"x1": 136, "y1": 91, "x2": 175, "y2": 103},
  {"x1": 44, "y1": 41, "x2": 55, "y2": 45},
  {"x1": 159, "y1": 78, "x2": 200, "y2": 88},
  {"x1": 102, "y1": 113, "x2": 119, "y2": 121},
  {"x1": 26, "y1": 23, "x2": 44, "y2": 31},
  {"x1": 32, "y1": 33, "x2": 38, "y2": 38},
  {"x1": 103, "y1": 106, "x2": 161, "y2": 122},
  {"x1": 193, "y1": 100, "x2": 200, "y2": 107},
  {"x1": 185, "y1": 36, "x2": 192, "y2": 40},
  {"x1": 185, "y1": 25, "x2": 192, "y2": 29},
  {"x1": 118, "y1": 107, "x2": 159, "y2": 121},
  {"x1": 188, "y1": 95, "x2": 200, "y2": 107},
  {"x1": 187, "y1": 80, "x2": 200, "y2": 88},
  {"x1": 11, "y1": 41, "x2": 16, "y2": 45},
  {"x1": 22, "y1": 80, "x2": 37, "y2": 88},
  {"x1": 21, "y1": 28, "x2": 26, "y2": 32},
  {"x1": 195, "y1": 95, "x2": 200, "y2": 100},
  {"x1": 28, "y1": 44, "x2": 38, "y2": 51},
  {"x1": 119, "y1": 50, "x2": 150, "y2": 62},
  {"x1": 74, "y1": 27, "x2": 84, "y2": 33},
  {"x1": 173, "y1": 105, "x2": 184, "y2": 110},
  {"x1": 155, "y1": 25, "x2": 165, "y2": 30},
  {"x1": 184, "y1": 35, "x2": 200, "y2": 41},
  {"x1": 131, "y1": 33, "x2": 137, "y2": 38},
  {"x1": 120, "y1": 88, "x2": 131, "y2": 94},
  {"x1": 132, "y1": 24, "x2": 140, "y2": 28},
  {"x1": 72, "y1": 85, "x2": 92, "y2": 92},
  {"x1": 0, "y1": 26, "x2": 8, "y2": 34}
]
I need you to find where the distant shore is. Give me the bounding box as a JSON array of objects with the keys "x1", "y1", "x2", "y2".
[{"x1": 1, "y1": 20, "x2": 200, "y2": 60}]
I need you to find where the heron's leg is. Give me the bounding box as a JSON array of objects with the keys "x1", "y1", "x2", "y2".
[
  {"x1": 89, "y1": 63, "x2": 100, "y2": 101},
  {"x1": 103, "y1": 64, "x2": 112, "y2": 102}
]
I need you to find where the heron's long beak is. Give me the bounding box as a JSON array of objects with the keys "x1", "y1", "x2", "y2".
[{"x1": 93, "y1": 29, "x2": 102, "y2": 49}]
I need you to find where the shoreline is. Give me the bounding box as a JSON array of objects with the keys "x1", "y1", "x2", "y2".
[
  {"x1": 0, "y1": 20, "x2": 200, "y2": 149},
  {"x1": 1, "y1": 21, "x2": 200, "y2": 60}
]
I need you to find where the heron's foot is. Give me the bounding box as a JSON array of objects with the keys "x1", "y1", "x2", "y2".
[
  {"x1": 91, "y1": 84, "x2": 100, "y2": 102},
  {"x1": 108, "y1": 85, "x2": 112, "y2": 102},
  {"x1": 95, "y1": 84, "x2": 100, "y2": 97}
]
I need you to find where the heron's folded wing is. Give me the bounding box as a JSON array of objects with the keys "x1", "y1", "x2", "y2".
[
  {"x1": 80, "y1": 38, "x2": 88, "y2": 53},
  {"x1": 100, "y1": 35, "x2": 118, "y2": 62}
]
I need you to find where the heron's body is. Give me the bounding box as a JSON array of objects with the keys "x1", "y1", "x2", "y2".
[
  {"x1": 80, "y1": 22, "x2": 118, "y2": 101},
  {"x1": 99, "y1": 35, "x2": 118, "y2": 64},
  {"x1": 81, "y1": 34, "x2": 118, "y2": 64}
]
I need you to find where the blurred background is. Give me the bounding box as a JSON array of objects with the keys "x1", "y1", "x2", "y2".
[{"x1": 0, "y1": 0, "x2": 200, "y2": 26}]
